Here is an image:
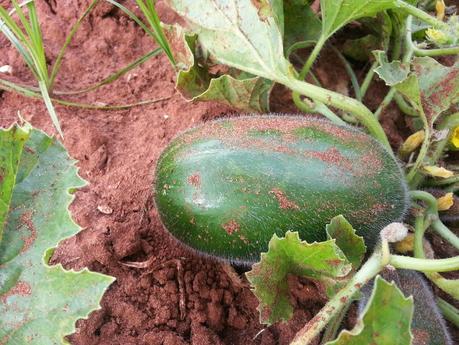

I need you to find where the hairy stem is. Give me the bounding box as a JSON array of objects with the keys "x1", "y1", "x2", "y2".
[
  {"x1": 285, "y1": 77, "x2": 391, "y2": 149},
  {"x1": 360, "y1": 61, "x2": 378, "y2": 100},
  {"x1": 410, "y1": 190, "x2": 459, "y2": 250},
  {"x1": 290, "y1": 250, "x2": 386, "y2": 345},
  {"x1": 389, "y1": 254, "x2": 459, "y2": 272},
  {"x1": 396, "y1": 0, "x2": 447, "y2": 28}
]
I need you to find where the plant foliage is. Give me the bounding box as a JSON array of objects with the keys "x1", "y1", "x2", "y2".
[{"x1": 0, "y1": 125, "x2": 114, "y2": 344}]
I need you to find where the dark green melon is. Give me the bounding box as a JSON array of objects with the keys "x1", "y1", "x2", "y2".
[{"x1": 154, "y1": 115, "x2": 408, "y2": 263}]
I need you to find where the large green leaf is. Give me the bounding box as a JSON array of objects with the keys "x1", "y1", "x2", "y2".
[
  {"x1": 320, "y1": 0, "x2": 397, "y2": 40},
  {"x1": 165, "y1": 0, "x2": 291, "y2": 81},
  {"x1": 395, "y1": 57, "x2": 459, "y2": 124},
  {"x1": 326, "y1": 276, "x2": 413, "y2": 345},
  {"x1": 165, "y1": 24, "x2": 273, "y2": 112},
  {"x1": 246, "y1": 231, "x2": 351, "y2": 325},
  {"x1": 0, "y1": 125, "x2": 114, "y2": 344}
]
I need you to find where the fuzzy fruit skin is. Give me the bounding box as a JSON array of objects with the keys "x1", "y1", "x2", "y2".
[{"x1": 154, "y1": 116, "x2": 408, "y2": 263}]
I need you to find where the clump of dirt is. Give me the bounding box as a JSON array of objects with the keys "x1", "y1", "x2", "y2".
[{"x1": 0, "y1": 1, "x2": 324, "y2": 344}]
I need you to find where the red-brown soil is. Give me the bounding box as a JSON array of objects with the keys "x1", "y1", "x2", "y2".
[{"x1": 0, "y1": 1, "x2": 457, "y2": 344}]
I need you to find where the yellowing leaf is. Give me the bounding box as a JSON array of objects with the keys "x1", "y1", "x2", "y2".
[
  {"x1": 423, "y1": 166, "x2": 454, "y2": 178},
  {"x1": 399, "y1": 130, "x2": 425, "y2": 157},
  {"x1": 437, "y1": 192, "x2": 454, "y2": 211}
]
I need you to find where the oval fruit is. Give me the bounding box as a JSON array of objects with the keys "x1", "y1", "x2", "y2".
[{"x1": 154, "y1": 115, "x2": 408, "y2": 263}]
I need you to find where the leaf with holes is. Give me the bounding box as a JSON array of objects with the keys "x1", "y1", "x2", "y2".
[
  {"x1": 0, "y1": 124, "x2": 114, "y2": 345},
  {"x1": 246, "y1": 231, "x2": 351, "y2": 325}
]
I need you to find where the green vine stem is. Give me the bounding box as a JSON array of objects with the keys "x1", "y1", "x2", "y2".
[
  {"x1": 375, "y1": 17, "x2": 413, "y2": 119},
  {"x1": 320, "y1": 297, "x2": 353, "y2": 344},
  {"x1": 396, "y1": 0, "x2": 448, "y2": 29},
  {"x1": 330, "y1": 45, "x2": 362, "y2": 101},
  {"x1": 436, "y1": 298, "x2": 459, "y2": 328},
  {"x1": 297, "y1": 36, "x2": 328, "y2": 82},
  {"x1": 290, "y1": 248, "x2": 386, "y2": 345},
  {"x1": 290, "y1": 232, "x2": 459, "y2": 345},
  {"x1": 394, "y1": 93, "x2": 418, "y2": 116},
  {"x1": 389, "y1": 254, "x2": 459, "y2": 272},
  {"x1": 414, "y1": 214, "x2": 459, "y2": 299},
  {"x1": 285, "y1": 76, "x2": 391, "y2": 149},
  {"x1": 410, "y1": 190, "x2": 459, "y2": 251},
  {"x1": 412, "y1": 45, "x2": 459, "y2": 57},
  {"x1": 360, "y1": 61, "x2": 378, "y2": 100}
]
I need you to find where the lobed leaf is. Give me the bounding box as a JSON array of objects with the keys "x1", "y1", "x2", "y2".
[
  {"x1": 326, "y1": 215, "x2": 366, "y2": 269},
  {"x1": 327, "y1": 276, "x2": 413, "y2": 345},
  {"x1": 246, "y1": 231, "x2": 351, "y2": 325},
  {"x1": 0, "y1": 125, "x2": 114, "y2": 344},
  {"x1": 165, "y1": 24, "x2": 273, "y2": 112},
  {"x1": 374, "y1": 51, "x2": 410, "y2": 86},
  {"x1": 395, "y1": 57, "x2": 459, "y2": 124}
]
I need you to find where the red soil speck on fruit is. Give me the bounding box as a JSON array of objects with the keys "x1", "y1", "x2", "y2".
[
  {"x1": 187, "y1": 173, "x2": 201, "y2": 187},
  {"x1": 1, "y1": 281, "x2": 32, "y2": 304},
  {"x1": 308, "y1": 147, "x2": 353, "y2": 171},
  {"x1": 269, "y1": 188, "x2": 300, "y2": 210},
  {"x1": 222, "y1": 220, "x2": 240, "y2": 235}
]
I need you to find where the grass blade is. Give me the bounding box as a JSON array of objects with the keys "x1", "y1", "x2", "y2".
[
  {"x1": 135, "y1": 0, "x2": 175, "y2": 64},
  {"x1": 106, "y1": 0, "x2": 175, "y2": 66},
  {"x1": 0, "y1": 7, "x2": 37, "y2": 75},
  {"x1": 0, "y1": 78, "x2": 170, "y2": 110},
  {"x1": 39, "y1": 81, "x2": 64, "y2": 138},
  {"x1": 55, "y1": 48, "x2": 161, "y2": 95}
]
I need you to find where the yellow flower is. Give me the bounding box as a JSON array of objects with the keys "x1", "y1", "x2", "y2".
[
  {"x1": 436, "y1": 0, "x2": 445, "y2": 20},
  {"x1": 394, "y1": 233, "x2": 414, "y2": 254},
  {"x1": 423, "y1": 166, "x2": 454, "y2": 178},
  {"x1": 437, "y1": 192, "x2": 454, "y2": 211},
  {"x1": 399, "y1": 130, "x2": 425, "y2": 157},
  {"x1": 450, "y1": 126, "x2": 459, "y2": 149},
  {"x1": 426, "y1": 28, "x2": 449, "y2": 45}
]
